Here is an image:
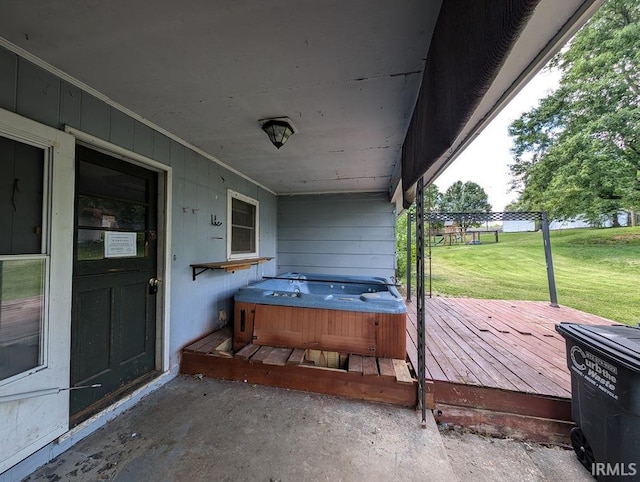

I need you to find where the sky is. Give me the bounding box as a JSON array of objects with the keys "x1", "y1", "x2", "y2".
[{"x1": 434, "y1": 68, "x2": 562, "y2": 211}]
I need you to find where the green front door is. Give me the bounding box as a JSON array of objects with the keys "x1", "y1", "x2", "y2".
[{"x1": 70, "y1": 145, "x2": 158, "y2": 422}]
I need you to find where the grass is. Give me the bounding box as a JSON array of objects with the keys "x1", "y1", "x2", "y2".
[
  {"x1": 1, "y1": 259, "x2": 45, "y2": 301},
  {"x1": 417, "y1": 227, "x2": 640, "y2": 326}
]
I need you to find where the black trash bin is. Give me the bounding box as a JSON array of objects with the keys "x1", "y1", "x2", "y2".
[{"x1": 556, "y1": 323, "x2": 640, "y2": 481}]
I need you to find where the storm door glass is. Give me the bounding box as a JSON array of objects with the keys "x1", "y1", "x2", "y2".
[
  {"x1": 0, "y1": 258, "x2": 46, "y2": 380},
  {"x1": 0, "y1": 135, "x2": 47, "y2": 382}
]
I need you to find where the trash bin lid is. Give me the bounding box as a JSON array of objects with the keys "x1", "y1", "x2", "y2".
[{"x1": 556, "y1": 323, "x2": 640, "y2": 373}]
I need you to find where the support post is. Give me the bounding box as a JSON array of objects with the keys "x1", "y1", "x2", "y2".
[
  {"x1": 540, "y1": 212, "x2": 559, "y2": 307},
  {"x1": 406, "y1": 211, "x2": 412, "y2": 302},
  {"x1": 415, "y1": 177, "x2": 427, "y2": 425}
]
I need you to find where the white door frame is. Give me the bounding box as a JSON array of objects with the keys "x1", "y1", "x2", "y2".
[{"x1": 0, "y1": 109, "x2": 75, "y2": 473}]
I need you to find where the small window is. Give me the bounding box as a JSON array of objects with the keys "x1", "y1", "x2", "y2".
[{"x1": 227, "y1": 190, "x2": 259, "y2": 260}]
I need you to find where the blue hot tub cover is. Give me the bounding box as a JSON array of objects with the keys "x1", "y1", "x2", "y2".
[{"x1": 234, "y1": 272, "x2": 406, "y2": 314}]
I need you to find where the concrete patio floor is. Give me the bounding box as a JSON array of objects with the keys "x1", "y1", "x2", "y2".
[{"x1": 25, "y1": 376, "x2": 591, "y2": 481}]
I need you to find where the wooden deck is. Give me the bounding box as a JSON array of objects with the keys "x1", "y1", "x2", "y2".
[
  {"x1": 181, "y1": 325, "x2": 417, "y2": 407},
  {"x1": 406, "y1": 297, "x2": 619, "y2": 442}
]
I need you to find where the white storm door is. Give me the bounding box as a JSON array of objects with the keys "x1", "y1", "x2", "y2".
[{"x1": 0, "y1": 109, "x2": 74, "y2": 473}]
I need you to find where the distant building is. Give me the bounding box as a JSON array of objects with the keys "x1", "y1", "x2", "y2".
[
  {"x1": 503, "y1": 212, "x2": 629, "y2": 232},
  {"x1": 503, "y1": 220, "x2": 537, "y2": 233}
]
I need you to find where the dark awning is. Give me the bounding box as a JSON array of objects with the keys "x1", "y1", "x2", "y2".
[{"x1": 401, "y1": 0, "x2": 540, "y2": 208}]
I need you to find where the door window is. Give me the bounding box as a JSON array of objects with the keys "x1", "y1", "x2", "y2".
[{"x1": 74, "y1": 148, "x2": 155, "y2": 268}]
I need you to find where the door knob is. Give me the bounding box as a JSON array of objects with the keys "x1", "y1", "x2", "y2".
[{"x1": 148, "y1": 278, "x2": 160, "y2": 295}]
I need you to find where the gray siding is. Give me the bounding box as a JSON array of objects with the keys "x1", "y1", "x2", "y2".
[
  {"x1": 0, "y1": 46, "x2": 277, "y2": 370},
  {"x1": 277, "y1": 193, "x2": 396, "y2": 279}
]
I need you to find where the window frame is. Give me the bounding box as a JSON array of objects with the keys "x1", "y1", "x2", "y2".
[
  {"x1": 226, "y1": 189, "x2": 259, "y2": 260},
  {"x1": 0, "y1": 135, "x2": 51, "y2": 385}
]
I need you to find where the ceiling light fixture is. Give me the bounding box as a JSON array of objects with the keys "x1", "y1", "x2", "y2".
[{"x1": 259, "y1": 117, "x2": 297, "y2": 149}]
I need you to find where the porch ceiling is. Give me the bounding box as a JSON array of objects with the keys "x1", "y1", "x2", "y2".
[
  {"x1": 0, "y1": 1, "x2": 440, "y2": 194},
  {"x1": 0, "y1": 1, "x2": 599, "y2": 198}
]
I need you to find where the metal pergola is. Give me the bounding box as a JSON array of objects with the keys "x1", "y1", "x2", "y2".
[{"x1": 407, "y1": 185, "x2": 558, "y2": 424}]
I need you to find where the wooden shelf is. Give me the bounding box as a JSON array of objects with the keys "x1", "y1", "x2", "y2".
[{"x1": 190, "y1": 257, "x2": 273, "y2": 280}]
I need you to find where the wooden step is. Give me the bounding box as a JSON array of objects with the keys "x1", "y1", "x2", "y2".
[
  {"x1": 263, "y1": 347, "x2": 293, "y2": 366},
  {"x1": 362, "y1": 356, "x2": 378, "y2": 376},
  {"x1": 182, "y1": 346, "x2": 416, "y2": 407},
  {"x1": 348, "y1": 355, "x2": 363, "y2": 374},
  {"x1": 393, "y1": 359, "x2": 413, "y2": 385},
  {"x1": 236, "y1": 343, "x2": 260, "y2": 360},
  {"x1": 184, "y1": 325, "x2": 232, "y2": 355},
  {"x1": 287, "y1": 348, "x2": 306, "y2": 365},
  {"x1": 378, "y1": 358, "x2": 396, "y2": 379},
  {"x1": 251, "y1": 346, "x2": 274, "y2": 363}
]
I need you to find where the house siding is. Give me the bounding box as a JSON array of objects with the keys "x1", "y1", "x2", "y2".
[
  {"x1": 277, "y1": 192, "x2": 397, "y2": 279},
  {"x1": 0, "y1": 45, "x2": 277, "y2": 386}
]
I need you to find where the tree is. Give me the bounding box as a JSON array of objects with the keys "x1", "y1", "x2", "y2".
[
  {"x1": 438, "y1": 181, "x2": 492, "y2": 230},
  {"x1": 504, "y1": 199, "x2": 524, "y2": 212},
  {"x1": 509, "y1": 0, "x2": 640, "y2": 225}
]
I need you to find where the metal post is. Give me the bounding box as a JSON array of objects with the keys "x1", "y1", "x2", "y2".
[
  {"x1": 540, "y1": 212, "x2": 559, "y2": 307},
  {"x1": 406, "y1": 210, "x2": 412, "y2": 302},
  {"x1": 427, "y1": 187, "x2": 433, "y2": 299},
  {"x1": 416, "y1": 177, "x2": 427, "y2": 426}
]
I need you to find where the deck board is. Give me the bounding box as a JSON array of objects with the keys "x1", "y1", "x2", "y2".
[
  {"x1": 441, "y1": 300, "x2": 578, "y2": 392},
  {"x1": 378, "y1": 358, "x2": 396, "y2": 378},
  {"x1": 406, "y1": 297, "x2": 618, "y2": 398},
  {"x1": 263, "y1": 347, "x2": 293, "y2": 366},
  {"x1": 430, "y1": 304, "x2": 567, "y2": 395},
  {"x1": 362, "y1": 356, "x2": 379, "y2": 377},
  {"x1": 236, "y1": 343, "x2": 260, "y2": 360}
]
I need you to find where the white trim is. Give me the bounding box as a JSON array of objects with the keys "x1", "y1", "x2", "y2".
[
  {"x1": 56, "y1": 370, "x2": 175, "y2": 445},
  {"x1": 65, "y1": 127, "x2": 173, "y2": 374},
  {"x1": 0, "y1": 107, "x2": 75, "y2": 474},
  {"x1": 1, "y1": 369, "x2": 177, "y2": 482},
  {"x1": 227, "y1": 189, "x2": 259, "y2": 260},
  {"x1": 276, "y1": 188, "x2": 389, "y2": 196},
  {"x1": 0, "y1": 37, "x2": 276, "y2": 196}
]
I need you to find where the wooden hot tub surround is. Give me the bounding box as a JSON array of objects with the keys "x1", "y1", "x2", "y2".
[{"x1": 234, "y1": 301, "x2": 406, "y2": 359}]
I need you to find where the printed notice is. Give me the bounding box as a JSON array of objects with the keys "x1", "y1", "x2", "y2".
[{"x1": 105, "y1": 232, "x2": 137, "y2": 258}]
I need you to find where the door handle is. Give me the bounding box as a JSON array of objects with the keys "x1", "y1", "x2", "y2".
[{"x1": 149, "y1": 278, "x2": 160, "y2": 295}]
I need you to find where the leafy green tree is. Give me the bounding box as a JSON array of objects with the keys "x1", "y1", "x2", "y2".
[
  {"x1": 509, "y1": 0, "x2": 640, "y2": 226},
  {"x1": 504, "y1": 199, "x2": 524, "y2": 212},
  {"x1": 438, "y1": 181, "x2": 492, "y2": 230}
]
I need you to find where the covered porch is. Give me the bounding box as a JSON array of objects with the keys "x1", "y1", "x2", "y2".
[{"x1": 0, "y1": 0, "x2": 607, "y2": 478}]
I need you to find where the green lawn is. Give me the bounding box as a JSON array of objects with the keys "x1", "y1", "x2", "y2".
[
  {"x1": 1, "y1": 259, "x2": 45, "y2": 301},
  {"x1": 424, "y1": 227, "x2": 640, "y2": 326}
]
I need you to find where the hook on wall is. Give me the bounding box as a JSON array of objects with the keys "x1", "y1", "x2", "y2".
[{"x1": 211, "y1": 214, "x2": 223, "y2": 227}]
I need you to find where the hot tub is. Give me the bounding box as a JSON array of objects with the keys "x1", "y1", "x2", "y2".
[{"x1": 233, "y1": 272, "x2": 406, "y2": 359}]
